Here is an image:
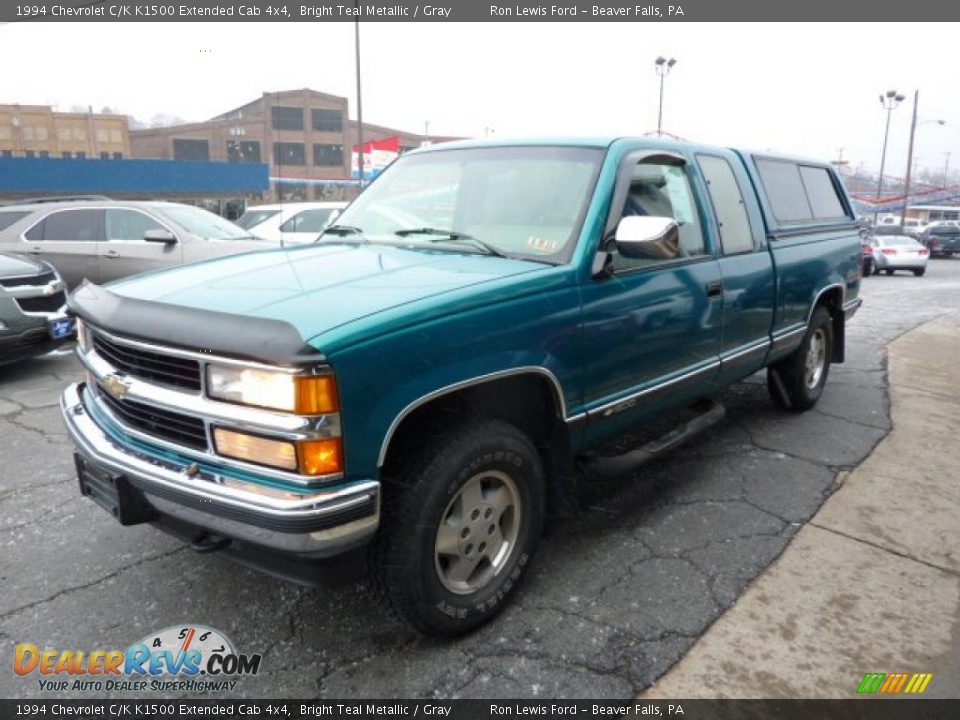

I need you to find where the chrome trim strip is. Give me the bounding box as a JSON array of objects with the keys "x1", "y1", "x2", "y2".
[
  {"x1": 807, "y1": 283, "x2": 845, "y2": 323},
  {"x1": 720, "y1": 339, "x2": 771, "y2": 365},
  {"x1": 376, "y1": 366, "x2": 569, "y2": 468},
  {"x1": 585, "y1": 360, "x2": 721, "y2": 420},
  {"x1": 61, "y1": 382, "x2": 377, "y2": 519}
]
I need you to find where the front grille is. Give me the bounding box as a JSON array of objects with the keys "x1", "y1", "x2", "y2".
[
  {"x1": 0, "y1": 271, "x2": 56, "y2": 288},
  {"x1": 16, "y1": 291, "x2": 66, "y2": 313},
  {"x1": 93, "y1": 333, "x2": 202, "y2": 391},
  {"x1": 96, "y1": 386, "x2": 208, "y2": 451}
]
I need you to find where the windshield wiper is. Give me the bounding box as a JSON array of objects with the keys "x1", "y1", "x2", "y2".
[
  {"x1": 316, "y1": 224, "x2": 369, "y2": 245},
  {"x1": 394, "y1": 228, "x2": 507, "y2": 258},
  {"x1": 320, "y1": 224, "x2": 365, "y2": 236}
]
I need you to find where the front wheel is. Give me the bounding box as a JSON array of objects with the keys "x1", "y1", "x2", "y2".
[
  {"x1": 370, "y1": 418, "x2": 545, "y2": 636},
  {"x1": 914, "y1": 268, "x2": 926, "y2": 277},
  {"x1": 768, "y1": 306, "x2": 833, "y2": 412},
  {"x1": 884, "y1": 269, "x2": 895, "y2": 275}
]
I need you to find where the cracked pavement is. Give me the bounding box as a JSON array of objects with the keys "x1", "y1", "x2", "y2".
[{"x1": 3, "y1": 260, "x2": 960, "y2": 699}]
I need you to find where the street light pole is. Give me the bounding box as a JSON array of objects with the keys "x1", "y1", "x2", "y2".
[
  {"x1": 354, "y1": 4, "x2": 365, "y2": 189},
  {"x1": 654, "y1": 56, "x2": 676, "y2": 137},
  {"x1": 874, "y1": 90, "x2": 905, "y2": 224},
  {"x1": 943, "y1": 152, "x2": 951, "y2": 189}
]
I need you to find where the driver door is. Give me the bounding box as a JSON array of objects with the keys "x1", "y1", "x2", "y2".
[{"x1": 579, "y1": 152, "x2": 724, "y2": 445}]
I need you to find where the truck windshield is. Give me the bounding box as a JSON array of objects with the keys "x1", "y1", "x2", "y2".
[{"x1": 331, "y1": 146, "x2": 603, "y2": 263}]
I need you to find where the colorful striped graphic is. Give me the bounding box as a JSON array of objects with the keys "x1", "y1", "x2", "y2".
[{"x1": 857, "y1": 672, "x2": 933, "y2": 694}]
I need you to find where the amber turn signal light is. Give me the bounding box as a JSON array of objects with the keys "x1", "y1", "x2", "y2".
[{"x1": 298, "y1": 437, "x2": 343, "y2": 476}]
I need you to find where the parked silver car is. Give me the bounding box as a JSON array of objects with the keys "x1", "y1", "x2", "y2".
[
  {"x1": 0, "y1": 252, "x2": 74, "y2": 365},
  {"x1": 872, "y1": 235, "x2": 930, "y2": 276},
  {"x1": 0, "y1": 200, "x2": 275, "y2": 289}
]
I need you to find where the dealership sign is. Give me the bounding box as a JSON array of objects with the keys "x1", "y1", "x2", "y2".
[{"x1": 351, "y1": 136, "x2": 400, "y2": 180}]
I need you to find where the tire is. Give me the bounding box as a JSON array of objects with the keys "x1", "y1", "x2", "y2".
[
  {"x1": 370, "y1": 418, "x2": 546, "y2": 636},
  {"x1": 913, "y1": 269, "x2": 926, "y2": 277},
  {"x1": 768, "y1": 306, "x2": 833, "y2": 413},
  {"x1": 884, "y1": 269, "x2": 894, "y2": 275}
]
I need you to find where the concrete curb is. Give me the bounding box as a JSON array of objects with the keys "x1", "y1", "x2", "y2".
[{"x1": 641, "y1": 312, "x2": 960, "y2": 699}]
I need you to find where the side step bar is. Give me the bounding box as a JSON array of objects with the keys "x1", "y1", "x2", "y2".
[{"x1": 581, "y1": 400, "x2": 726, "y2": 478}]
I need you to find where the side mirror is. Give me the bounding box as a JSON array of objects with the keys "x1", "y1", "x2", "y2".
[
  {"x1": 858, "y1": 227, "x2": 871, "y2": 241},
  {"x1": 615, "y1": 216, "x2": 680, "y2": 260},
  {"x1": 144, "y1": 229, "x2": 177, "y2": 244}
]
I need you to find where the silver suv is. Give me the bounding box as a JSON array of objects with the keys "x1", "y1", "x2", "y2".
[{"x1": 0, "y1": 200, "x2": 276, "y2": 289}]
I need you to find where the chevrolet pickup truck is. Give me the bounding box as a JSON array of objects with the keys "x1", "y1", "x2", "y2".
[{"x1": 60, "y1": 138, "x2": 862, "y2": 636}]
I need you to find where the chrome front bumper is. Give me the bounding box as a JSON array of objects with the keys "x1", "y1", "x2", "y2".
[{"x1": 60, "y1": 382, "x2": 380, "y2": 557}]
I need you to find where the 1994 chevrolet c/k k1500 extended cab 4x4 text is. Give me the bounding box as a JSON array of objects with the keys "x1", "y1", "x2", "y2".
[{"x1": 60, "y1": 138, "x2": 862, "y2": 635}]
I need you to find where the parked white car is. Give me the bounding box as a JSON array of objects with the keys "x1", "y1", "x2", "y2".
[
  {"x1": 236, "y1": 202, "x2": 347, "y2": 244},
  {"x1": 871, "y1": 235, "x2": 930, "y2": 276}
]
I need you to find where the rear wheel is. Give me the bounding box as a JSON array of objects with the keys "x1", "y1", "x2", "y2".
[
  {"x1": 768, "y1": 306, "x2": 833, "y2": 412},
  {"x1": 914, "y1": 268, "x2": 926, "y2": 276},
  {"x1": 370, "y1": 418, "x2": 545, "y2": 636},
  {"x1": 884, "y1": 269, "x2": 895, "y2": 275}
]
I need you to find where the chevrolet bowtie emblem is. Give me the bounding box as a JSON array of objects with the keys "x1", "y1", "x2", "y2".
[{"x1": 102, "y1": 374, "x2": 132, "y2": 400}]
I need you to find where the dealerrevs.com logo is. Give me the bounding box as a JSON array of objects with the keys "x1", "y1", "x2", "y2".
[{"x1": 14, "y1": 625, "x2": 262, "y2": 693}]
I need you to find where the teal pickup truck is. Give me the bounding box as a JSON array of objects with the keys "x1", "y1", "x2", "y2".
[{"x1": 60, "y1": 138, "x2": 862, "y2": 635}]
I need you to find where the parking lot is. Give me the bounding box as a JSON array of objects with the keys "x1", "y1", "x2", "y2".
[{"x1": 3, "y1": 259, "x2": 960, "y2": 700}]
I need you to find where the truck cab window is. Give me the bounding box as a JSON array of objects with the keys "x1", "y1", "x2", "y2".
[{"x1": 612, "y1": 161, "x2": 706, "y2": 271}]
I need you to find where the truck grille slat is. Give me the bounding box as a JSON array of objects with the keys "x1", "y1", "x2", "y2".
[
  {"x1": 97, "y1": 388, "x2": 208, "y2": 451},
  {"x1": 93, "y1": 334, "x2": 202, "y2": 391}
]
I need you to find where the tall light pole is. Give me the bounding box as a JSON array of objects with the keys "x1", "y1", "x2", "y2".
[
  {"x1": 899, "y1": 90, "x2": 919, "y2": 228},
  {"x1": 874, "y1": 90, "x2": 905, "y2": 223},
  {"x1": 943, "y1": 152, "x2": 952, "y2": 189},
  {"x1": 354, "y1": 2, "x2": 365, "y2": 188},
  {"x1": 654, "y1": 56, "x2": 676, "y2": 137}
]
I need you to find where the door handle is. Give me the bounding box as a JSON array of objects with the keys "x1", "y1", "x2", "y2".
[
  {"x1": 104, "y1": 250, "x2": 119, "y2": 258},
  {"x1": 706, "y1": 280, "x2": 724, "y2": 298}
]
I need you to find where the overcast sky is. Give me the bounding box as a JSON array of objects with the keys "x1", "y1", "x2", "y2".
[{"x1": 2, "y1": 21, "x2": 959, "y2": 178}]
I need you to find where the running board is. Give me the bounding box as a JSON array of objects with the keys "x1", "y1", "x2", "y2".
[{"x1": 582, "y1": 400, "x2": 726, "y2": 478}]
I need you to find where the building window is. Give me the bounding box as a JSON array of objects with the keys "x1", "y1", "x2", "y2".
[
  {"x1": 38, "y1": 151, "x2": 49, "y2": 158},
  {"x1": 1, "y1": 150, "x2": 11, "y2": 158},
  {"x1": 76, "y1": 151, "x2": 86, "y2": 159},
  {"x1": 62, "y1": 151, "x2": 72, "y2": 159},
  {"x1": 113, "y1": 152, "x2": 123, "y2": 160},
  {"x1": 311, "y1": 109, "x2": 343, "y2": 132},
  {"x1": 25, "y1": 150, "x2": 35, "y2": 158},
  {"x1": 227, "y1": 140, "x2": 261, "y2": 163},
  {"x1": 173, "y1": 138, "x2": 210, "y2": 161},
  {"x1": 274, "y1": 142, "x2": 306, "y2": 166},
  {"x1": 100, "y1": 152, "x2": 110, "y2": 160},
  {"x1": 271, "y1": 106, "x2": 304, "y2": 131},
  {"x1": 275, "y1": 182, "x2": 308, "y2": 202},
  {"x1": 313, "y1": 143, "x2": 344, "y2": 167}
]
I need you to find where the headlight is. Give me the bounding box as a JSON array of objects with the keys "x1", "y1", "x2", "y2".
[
  {"x1": 205, "y1": 364, "x2": 339, "y2": 414},
  {"x1": 75, "y1": 318, "x2": 91, "y2": 353},
  {"x1": 213, "y1": 428, "x2": 343, "y2": 476}
]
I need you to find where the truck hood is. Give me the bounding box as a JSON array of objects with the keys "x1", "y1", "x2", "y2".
[{"x1": 106, "y1": 242, "x2": 546, "y2": 342}]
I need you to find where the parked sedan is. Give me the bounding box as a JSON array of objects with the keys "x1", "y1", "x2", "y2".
[
  {"x1": 236, "y1": 201, "x2": 347, "y2": 245},
  {"x1": 0, "y1": 200, "x2": 275, "y2": 289},
  {"x1": 0, "y1": 253, "x2": 74, "y2": 366},
  {"x1": 918, "y1": 223, "x2": 960, "y2": 257},
  {"x1": 872, "y1": 235, "x2": 930, "y2": 276}
]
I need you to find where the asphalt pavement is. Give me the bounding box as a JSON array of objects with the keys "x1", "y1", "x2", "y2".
[{"x1": 2, "y1": 259, "x2": 960, "y2": 699}]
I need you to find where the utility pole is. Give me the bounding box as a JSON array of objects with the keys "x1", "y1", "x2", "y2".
[
  {"x1": 874, "y1": 90, "x2": 905, "y2": 224},
  {"x1": 354, "y1": 2, "x2": 364, "y2": 188},
  {"x1": 899, "y1": 90, "x2": 919, "y2": 228},
  {"x1": 943, "y1": 152, "x2": 952, "y2": 189}
]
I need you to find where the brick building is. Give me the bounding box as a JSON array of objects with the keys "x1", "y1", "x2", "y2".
[
  {"x1": 129, "y1": 89, "x2": 450, "y2": 202},
  {"x1": 0, "y1": 104, "x2": 131, "y2": 160}
]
